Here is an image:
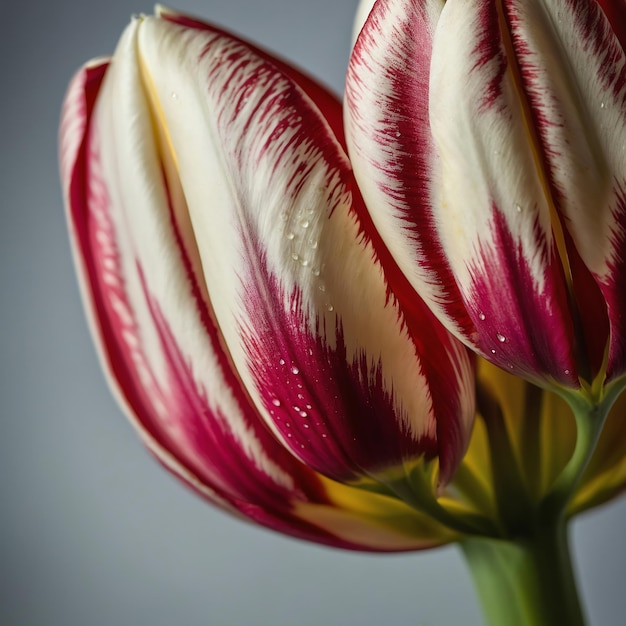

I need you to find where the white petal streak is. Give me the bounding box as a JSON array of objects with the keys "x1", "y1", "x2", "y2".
[
  {"x1": 504, "y1": 0, "x2": 626, "y2": 279},
  {"x1": 429, "y1": 0, "x2": 554, "y2": 299}
]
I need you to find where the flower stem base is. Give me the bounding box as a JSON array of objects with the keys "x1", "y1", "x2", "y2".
[{"x1": 460, "y1": 519, "x2": 586, "y2": 626}]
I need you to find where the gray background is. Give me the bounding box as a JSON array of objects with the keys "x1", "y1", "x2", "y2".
[{"x1": 2, "y1": 0, "x2": 625, "y2": 624}]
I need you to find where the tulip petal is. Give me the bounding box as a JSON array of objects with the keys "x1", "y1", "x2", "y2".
[
  {"x1": 352, "y1": 0, "x2": 378, "y2": 44},
  {"x1": 498, "y1": 0, "x2": 626, "y2": 380},
  {"x1": 60, "y1": 21, "x2": 455, "y2": 551},
  {"x1": 131, "y1": 13, "x2": 474, "y2": 487},
  {"x1": 346, "y1": 0, "x2": 579, "y2": 386}
]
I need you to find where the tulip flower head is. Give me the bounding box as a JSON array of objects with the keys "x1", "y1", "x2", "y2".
[{"x1": 61, "y1": 3, "x2": 626, "y2": 623}]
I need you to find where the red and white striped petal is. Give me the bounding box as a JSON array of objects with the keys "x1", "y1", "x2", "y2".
[
  {"x1": 59, "y1": 13, "x2": 463, "y2": 550},
  {"x1": 499, "y1": 0, "x2": 626, "y2": 380},
  {"x1": 132, "y1": 13, "x2": 474, "y2": 486},
  {"x1": 346, "y1": 0, "x2": 578, "y2": 386}
]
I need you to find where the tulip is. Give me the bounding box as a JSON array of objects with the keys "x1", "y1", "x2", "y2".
[
  {"x1": 60, "y1": 3, "x2": 626, "y2": 625},
  {"x1": 60, "y1": 5, "x2": 479, "y2": 552},
  {"x1": 346, "y1": 0, "x2": 626, "y2": 392}
]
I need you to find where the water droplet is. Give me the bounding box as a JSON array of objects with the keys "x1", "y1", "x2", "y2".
[
  {"x1": 291, "y1": 366, "x2": 300, "y2": 375},
  {"x1": 496, "y1": 333, "x2": 506, "y2": 343},
  {"x1": 171, "y1": 91, "x2": 178, "y2": 100},
  {"x1": 297, "y1": 393, "x2": 305, "y2": 400},
  {"x1": 291, "y1": 253, "x2": 299, "y2": 261},
  {"x1": 299, "y1": 410, "x2": 308, "y2": 417},
  {"x1": 301, "y1": 259, "x2": 309, "y2": 267},
  {"x1": 318, "y1": 283, "x2": 326, "y2": 292},
  {"x1": 395, "y1": 131, "x2": 401, "y2": 138},
  {"x1": 515, "y1": 203, "x2": 522, "y2": 213},
  {"x1": 279, "y1": 358, "x2": 286, "y2": 366},
  {"x1": 321, "y1": 433, "x2": 327, "y2": 438},
  {"x1": 601, "y1": 101, "x2": 606, "y2": 109},
  {"x1": 310, "y1": 240, "x2": 318, "y2": 250},
  {"x1": 326, "y1": 303, "x2": 334, "y2": 312},
  {"x1": 564, "y1": 369, "x2": 571, "y2": 375},
  {"x1": 312, "y1": 268, "x2": 321, "y2": 277},
  {"x1": 272, "y1": 398, "x2": 281, "y2": 407},
  {"x1": 287, "y1": 433, "x2": 292, "y2": 438},
  {"x1": 478, "y1": 312, "x2": 486, "y2": 321},
  {"x1": 491, "y1": 349, "x2": 497, "y2": 354},
  {"x1": 286, "y1": 231, "x2": 295, "y2": 240},
  {"x1": 301, "y1": 220, "x2": 310, "y2": 229},
  {"x1": 303, "y1": 424, "x2": 310, "y2": 429},
  {"x1": 305, "y1": 404, "x2": 312, "y2": 410}
]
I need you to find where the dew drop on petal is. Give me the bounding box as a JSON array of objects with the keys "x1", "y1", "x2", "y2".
[
  {"x1": 496, "y1": 333, "x2": 506, "y2": 343},
  {"x1": 478, "y1": 312, "x2": 486, "y2": 321},
  {"x1": 272, "y1": 398, "x2": 281, "y2": 407},
  {"x1": 286, "y1": 231, "x2": 295, "y2": 240},
  {"x1": 291, "y1": 366, "x2": 300, "y2": 375}
]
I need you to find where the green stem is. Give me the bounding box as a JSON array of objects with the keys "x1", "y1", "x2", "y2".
[
  {"x1": 544, "y1": 379, "x2": 625, "y2": 516},
  {"x1": 461, "y1": 517, "x2": 585, "y2": 626}
]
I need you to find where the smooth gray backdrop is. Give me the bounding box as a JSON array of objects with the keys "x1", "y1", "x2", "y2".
[{"x1": 2, "y1": 1, "x2": 625, "y2": 624}]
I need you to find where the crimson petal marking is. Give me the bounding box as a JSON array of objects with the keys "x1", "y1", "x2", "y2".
[
  {"x1": 501, "y1": 0, "x2": 626, "y2": 379},
  {"x1": 597, "y1": 0, "x2": 626, "y2": 54},
  {"x1": 137, "y1": 15, "x2": 475, "y2": 485},
  {"x1": 345, "y1": 0, "x2": 476, "y2": 340},
  {"x1": 60, "y1": 49, "x2": 447, "y2": 552}
]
